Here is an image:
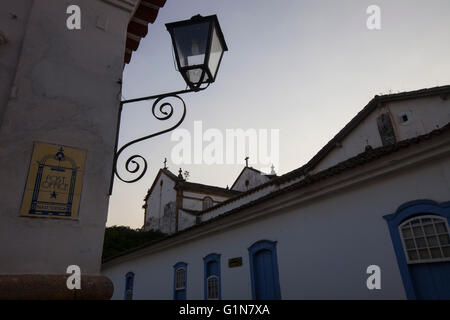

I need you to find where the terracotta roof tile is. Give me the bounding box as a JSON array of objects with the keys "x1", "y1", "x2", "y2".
[
  {"x1": 196, "y1": 85, "x2": 450, "y2": 215},
  {"x1": 175, "y1": 181, "x2": 241, "y2": 197},
  {"x1": 124, "y1": 0, "x2": 167, "y2": 65},
  {"x1": 104, "y1": 122, "x2": 450, "y2": 264}
]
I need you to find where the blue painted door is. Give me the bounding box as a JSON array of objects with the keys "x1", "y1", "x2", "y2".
[
  {"x1": 207, "y1": 260, "x2": 219, "y2": 277},
  {"x1": 253, "y1": 249, "x2": 277, "y2": 300},
  {"x1": 175, "y1": 288, "x2": 186, "y2": 300},
  {"x1": 409, "y1": 262, "x2": 450, "y2": 299}
]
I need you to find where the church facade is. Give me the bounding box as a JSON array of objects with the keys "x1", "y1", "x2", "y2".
[
  {"x1": 142, "y1": 164, "x2": 276, "y2": 234},
  {"x1": 102, "y1": 85, "x2": 450, "y2": 300}
]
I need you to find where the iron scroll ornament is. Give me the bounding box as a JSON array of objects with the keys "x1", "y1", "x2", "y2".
[{"x1": 110, "y1": 85, "x2": 208, "y2": 192}]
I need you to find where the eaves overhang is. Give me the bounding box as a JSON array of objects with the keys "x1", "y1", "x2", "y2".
[{"x1": 124, "y1": 0, "x2": 167, "y2": 65}]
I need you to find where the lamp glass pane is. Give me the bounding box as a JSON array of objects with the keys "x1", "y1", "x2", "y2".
[
  {"x1": 207, "y1": 24, "x2": 224, "y2": 79},
  {"x1": 184, "y1": 68, "x2": 209, "y2": 85},
  {"x1": 172, "y1": 22, "x2": 210, "y2": 68}
]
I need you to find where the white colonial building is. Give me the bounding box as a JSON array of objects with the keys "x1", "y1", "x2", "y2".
[
  {"x1": 142, "y1": 165, "x2": 276, "y2": 234},
  {"x1": 102, "y1": 85, "x2": 450, "y2": 300},
  {"x1": 0, "y1": 0, "x2": 167, "y2": 299}
]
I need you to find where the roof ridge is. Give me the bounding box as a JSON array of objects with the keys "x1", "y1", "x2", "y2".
[
  {"x1": 144, "y1": 85, "x2": 450, "y2": 217},
  {"x1": 105, "y1": 122, "x2": 450, "y2": 265}
]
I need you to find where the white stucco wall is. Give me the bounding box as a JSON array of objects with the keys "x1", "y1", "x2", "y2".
[
  {"x1": 144, "y1": 174, "x2": 238, "y2": 233},
  {"x1": 182, "y1": 191, "x2": 231, "y2": 211},
  {"x1": 0, "y1": 0, "x2": 135, "y2": 274},
  {"x1": 178, "y1": 210, "x2": 198, "y2": 231},
  {"x1": 102, "y1": 141, "x2": 450, "y2": 299},
  {"x1": 202, "y1": 95, "x2": 450, "y2": 224},
  {"x1": 144, "y1": 173, "x2": 177, "y2": 233},
  {"x1": 0, "y1": 0, "x2": 33, "y2": 126},
  {"x1": 178, "y1": 191, "x2": 236, "y2": 231},
  {"x1": 313, "y1": 95, "x2": 450, "y2": 172},
  {"x1": 390, "y1": 96, "x2": 450, "y2": 140},
  {"x1": 232, "y1": 167, "x2": 272, "y2": 192},
  {"x1": 200, "y1": 184, "x2": 278, "y2": 221}
]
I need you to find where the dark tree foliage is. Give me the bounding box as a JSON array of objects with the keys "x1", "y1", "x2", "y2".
[{"x1": 102, "y1": 226, "x2": 166, "y2": 261}]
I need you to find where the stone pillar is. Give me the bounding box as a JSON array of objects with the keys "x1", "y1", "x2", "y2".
[{"x1": 0, "y1": 0, "x2": 136, "y2": 299}]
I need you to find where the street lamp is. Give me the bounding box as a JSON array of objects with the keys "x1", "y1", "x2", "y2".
[
  {"x1": 110, "y1": 14, "x2": 228, "y2": 191},
  {"x1": 166, "y1": 14, "x2": 228, "y2": 91}
]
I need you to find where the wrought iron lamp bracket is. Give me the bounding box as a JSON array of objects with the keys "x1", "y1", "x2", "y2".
[{"x1": 109, "y1": 84, "x2": 208, "y2": 193}]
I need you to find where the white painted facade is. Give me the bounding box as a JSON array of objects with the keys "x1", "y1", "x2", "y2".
[
  {"x1": 103, "y1": 129, "x2": 450, "y2": 299},
  {"x1": 202, "y1": 92, "x2": 450, "y2": 222},
  {"x1": 143, "y1": 170, "x2": 178, "y2": 233},
  {"x1": 231, "y1": 167, "x2": 274, "y2": 192},
  {"x1": 143, "y1": 169, "x2": 242, "y2": 234},
  {"x1": 313, "y1": 95, "x2": 450, "y2": 172},
  {"x1": 102, "y1": 87, "x2": 450, "y2": 299},
  {"x1": 0, "y1": 0, "x2": 136, "y2": 274},
  {"x1": 182, "y1": 191, "x2": 230, "y2": 211}
]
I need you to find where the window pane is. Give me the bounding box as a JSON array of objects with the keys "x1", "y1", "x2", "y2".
[
  {"x1": 207, "y1": 25, "x2": 223, "y2": 79},
  {"x1": 423, "y1": 224, "x2": 435, "y2": 235},
  {"x1": 435, "y1": 222, "x2": 448, "y2": 234},
  {"x1": 419, "y1": 249, "x2": 430, "y2": 260},
  {"x1": 408, "y1": 250, "x2": 419, "y2": 261},
  {"x1": 176, "y1": 268, "x2": 186, "y2": 289},
  {"x1": 185, "y1": 68, "x2": 208, "y2": 85},
  {"x1": 413, "y1": 226, "x2": 423, "y2": 237},
  {"x1": 416, "y1": 237, "x2": 426, "y2": 248},
  {"x1": 427, "y1": 236, "x2": 439, "y2": 247},
  {"x1": 400, "y1": 216, "x2": 450, "y2": 263},
  {"x1": 430, "y1": 248, "x2": 442, "y2": 259},
  {"x1": 402, "y1": 227, "x2": 412, "y2": 239},
  {"x1": 443, "y1": 246, "x2": 450, "y2": 258},
  {"x1": 439, "y1": 234, "x2": 450, "y2": 246},
  {"x1": 207, "y1": 276, "x2": 218, "y2": 300},
  {"x1": 405, "y1": 239, "x2": 415, "y2": 249},
  {"x1": 421, "y1": 218, "x2": 432, "y2": 224},
  {"x1": 173, "y1": 22, "x2": 209, "y2": 68}
]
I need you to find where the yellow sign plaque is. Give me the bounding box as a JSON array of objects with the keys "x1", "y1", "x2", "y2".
[{"x1": 20, "y1": 142, "x2": 86, "y2": 219}]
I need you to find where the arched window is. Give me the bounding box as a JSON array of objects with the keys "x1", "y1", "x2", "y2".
[
  {"x1": 399, "y1": 215, "x2": 450, "y2": 263},
  {"x1": 203, "y1": 196, "x2": 213, "y2": 210},
  {"x1": 124, "y1": 272, "x2": 134, "y2": 300},
  {"x1": 204, "y1": 253, "x2": 221, "y2": 300},
  {"x1": 384, "y1": 200, "x2": 450, "y2": 300},
  {"x1": 175, "y1": 268, "x2": 186, "y2": 289},
  {"x1": 248, "y1": 240, "x2": 281, "y2": 300},
  {"x1": 207, "y1": 276, "x2": 219, "y2": 300},
  {"x1": 173, "y1": 262, "x2": 187, "y2": 300}
]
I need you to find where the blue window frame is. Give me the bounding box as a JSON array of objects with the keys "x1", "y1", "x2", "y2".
[
  {"x1": 384, "y1": 200, "x2": 450, "y2": 300},
  {"x1": 248, "y1": 240, "x2": 281, "y2": 300},
  {"x1": 203, "y1": 253, "x2": 221, "y2": 300},
  {"x1": 173, "y1": 262, "x2": 187, "y2": 300},
  {"x1": 124, "y1": 271, "x2": 134, "y2": 300}
]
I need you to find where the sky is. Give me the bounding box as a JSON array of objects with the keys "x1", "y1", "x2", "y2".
[{"x1": 106, "y1": 0, "x2": 450, "y2": 228}]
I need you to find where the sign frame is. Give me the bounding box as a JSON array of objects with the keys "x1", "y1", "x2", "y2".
[{"x1": 20, "y1": 141, "x2": 87, "y2": 219}]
